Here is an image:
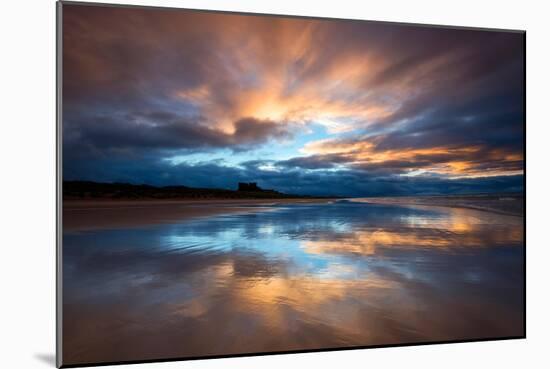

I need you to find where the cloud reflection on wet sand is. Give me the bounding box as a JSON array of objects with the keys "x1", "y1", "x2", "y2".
[{"x1": 63, "y1": 201, "x2": 524, "y2": 365}]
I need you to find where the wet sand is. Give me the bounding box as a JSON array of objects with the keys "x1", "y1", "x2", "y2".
[
  {"x1": 62, "y1": 198, "x2": 524, "y2": 365},
  {"x1": 63, "y1": 198, "x2": 336, "y2": 232}
]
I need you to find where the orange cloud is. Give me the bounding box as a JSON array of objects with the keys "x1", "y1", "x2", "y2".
[{"x1": 301, "y1": 137, "x2": 523, "y2": 178}]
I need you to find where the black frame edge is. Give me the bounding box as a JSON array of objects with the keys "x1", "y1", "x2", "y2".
[
  {"x1": 60, "y1": 335, "x2": 526, "y2": 368},
  {"x1": 56, "y1": 1, "x2": 64, "y2": 367}
]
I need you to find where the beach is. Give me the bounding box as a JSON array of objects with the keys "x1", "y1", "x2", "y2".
[{"x1": 62, "y1": 196, "x2": 524, "y2": 365}]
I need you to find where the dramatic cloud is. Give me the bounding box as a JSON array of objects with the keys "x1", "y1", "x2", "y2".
[
  {"x1": 64, "y1": 112, "x2": 292, "y2": 153},
  {"x1": 62, "y1": 4, "x2": 524, "y2": 196},
  {"x1": 63, "y1": 156, "x2": 523, "y2": 197}
]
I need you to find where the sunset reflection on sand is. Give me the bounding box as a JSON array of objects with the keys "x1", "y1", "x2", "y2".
[{"x1": 63, "y1": 200, "x2": 524, "y2": 365}]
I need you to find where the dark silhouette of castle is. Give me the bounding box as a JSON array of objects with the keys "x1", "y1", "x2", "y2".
[{"x1": 238, "y1": 182, "x2": 261, "y2": 191}]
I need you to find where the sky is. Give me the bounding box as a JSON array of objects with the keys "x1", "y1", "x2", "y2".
[{"x1": 62, "y1": 4, "x2": 525, "y2": 197}]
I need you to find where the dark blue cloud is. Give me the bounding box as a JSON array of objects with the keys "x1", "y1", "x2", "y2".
[
  {"x1": 62, "y1": 5, "x2": 524, "y2": 197},
  {"x1": 64, "y1": 155, "x2": 523, "y2": 197}
]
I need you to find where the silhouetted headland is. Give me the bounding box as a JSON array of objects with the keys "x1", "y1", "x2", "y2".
[{"x1": 63, "y1": 181, "x2": 329, "y2": 200}]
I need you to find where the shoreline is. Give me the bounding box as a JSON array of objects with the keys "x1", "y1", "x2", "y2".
[
  {"x1": 62, "y1": 194, "x2": 524, "y2": 233},
  {"x1": 352, "y1": 195, "x2": 524, "y2": 217}
]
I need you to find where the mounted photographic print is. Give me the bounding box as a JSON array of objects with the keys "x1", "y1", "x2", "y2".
[{"x1": 57, "y1": 1, "x2": 526, "y2": 367}]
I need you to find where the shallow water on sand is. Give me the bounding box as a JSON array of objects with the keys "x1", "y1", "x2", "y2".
[{"x1": 62, "y1": 200, "x2": 524, "y2": 365}]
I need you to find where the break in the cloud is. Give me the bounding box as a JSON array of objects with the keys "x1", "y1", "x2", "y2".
[{"x1": 62, "y1": 4, "x2": 525, "y2": 196}]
